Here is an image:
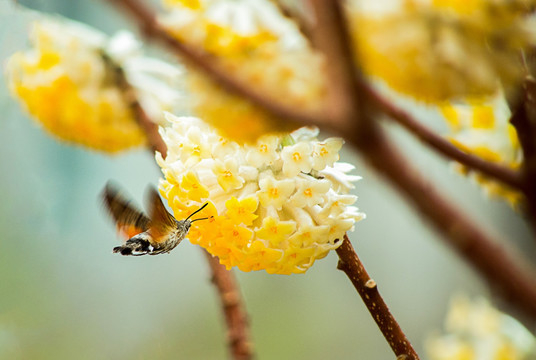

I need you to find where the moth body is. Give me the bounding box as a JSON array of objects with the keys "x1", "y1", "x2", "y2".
[{"x1": 102, "y1": 182, "x2": 207, "y2": 256}]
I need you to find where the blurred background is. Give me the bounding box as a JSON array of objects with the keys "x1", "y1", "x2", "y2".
[{"x1": 1, "y1": 1, "x2": 535, "y2": 359}]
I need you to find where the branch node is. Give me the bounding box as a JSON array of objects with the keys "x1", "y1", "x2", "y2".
[
  {"x1": 365, "y1": 279, "x2": 377, "y2": 289},
  {"x1": 336, "y1": 259, "x2": 347, "y2": 271}
]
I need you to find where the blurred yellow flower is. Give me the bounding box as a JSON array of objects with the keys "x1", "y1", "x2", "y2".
[
  {"x1": 350, "y1": 0, "x2": 536, "y2": 102},
  {"x1": 160, "y1": 0, "x2": 327, "y2": 142},
  {"x1": 157, "y1": 113, "x2": 365, "y2": 274},
  {"x1": 6, "y1": 19, "x2": 146, "y2": 153},
  {"x1": 439, "y1": 94, "x2": 523, "y2": 208},
  {"x1": 427, "y1": 295, "x2": 536, "y2": 360}
]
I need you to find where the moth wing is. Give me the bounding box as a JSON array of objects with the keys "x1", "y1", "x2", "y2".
[
  {"x1": 102, "y1": 182, "x2": 151, "y2": 239},
  {"x1": 146, "y1": 186, "x2": 177, "y2": 244}
]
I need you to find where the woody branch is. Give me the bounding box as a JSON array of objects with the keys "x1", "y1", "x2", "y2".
[{"x1": 107, "y1": 0, "x2": 536, "y2": 344}]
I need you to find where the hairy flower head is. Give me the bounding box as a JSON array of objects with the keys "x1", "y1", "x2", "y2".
[
  {"x1": 160, "y1": 0, "x2": 327, "y2": 142},
  {"x1": 6, "y1": 18, "x2": 183, "y2": 153},
  {"x1": 427, "y1": 295, "x2": 536, "y2": 360},
  {"x1": 157, "y1": 113, "x2": 364, "y2": 274}
]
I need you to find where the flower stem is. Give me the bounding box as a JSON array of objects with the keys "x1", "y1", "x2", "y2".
[{"x1": 336, "y1": 234, "x2": 420, "y2": 360}]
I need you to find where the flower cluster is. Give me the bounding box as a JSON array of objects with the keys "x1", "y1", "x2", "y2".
[
  {"x1": 350, "y1": 0, "x2": 536, "y2": 102},
  {"x1": 157, "y1": 113, "x2": 364, "y2": 274},
  {"x1": 427, "y1": 296, "x2": 536, "y2": 360},
  {"x1": 440, "y1": 94, "x2": 523, "y2": 207},
  {"x1": 6, "y1": 18, "x2": 183, "y2": 153},
  {"x1": 160, "y1": 0, "x2": 326, "y2": 142}
]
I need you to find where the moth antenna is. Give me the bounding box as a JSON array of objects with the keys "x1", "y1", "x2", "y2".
[
  {"x1": 185, "y1": 203, "x2": 209, "y2": 221},
  {"x1": 190, "y1": 216, "x2": 211, "y2": 223}
]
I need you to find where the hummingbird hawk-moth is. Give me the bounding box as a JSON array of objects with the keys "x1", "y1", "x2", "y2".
[{"x1": 102, "y1": 182, "x2": 209, "y2": 256}]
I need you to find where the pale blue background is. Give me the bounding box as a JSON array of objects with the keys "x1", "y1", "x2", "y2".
[{"x1": 0, "y1": 1, "x2": 534, "y2": 359}]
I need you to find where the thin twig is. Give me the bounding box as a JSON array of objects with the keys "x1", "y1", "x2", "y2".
[
  {"x1": 103, "y1": 52, "x2": 168, "y2": 157},
  {"x1": 354, "y1": 121, "x2": 536, "y2": 326},
  {"x1": 510, "y1": 76, "x2": 536, "y2": 235},
  {"x1": 108, "y1": 50, "x2": 254, "y2": 360},
  {"x1": 204, "y1": 252, "x2": 253, "y2": 360},
  {"x1": 336, "y1": 234, "x2": 419, "y2": 359},
  {"x1": 365, "y1": 87, "x2": 524, "y2": 190},
  {"x1": 272, "y1": 1, "x2": 313, "y2": 41}
]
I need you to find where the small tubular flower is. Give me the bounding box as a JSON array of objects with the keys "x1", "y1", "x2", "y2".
[
  {"x1": 312, "y1": 138, "x2": 344, "y2": 171},
  {"x1": 439, "y1": 94, "x2": 523, "y2": 208},
  {"x1": 257, "y1": 176, "x2": 295, "y2": 211},
  {"x1": 160, "y1": 0, "x2": 327, "y2": 142},
  {"x1": 6, "y1": 18, "x2": 183, "y2": 153},
  {"x1": 157, "y1": 113, "x2": 365, "y2": 274},
  {"x1": 427, "y1": 295, "x2": 536, "y2": 360},
  {"x1": 290, "y1": 177, "x2": 331, "y2": 208},
  {"x1": 281, "y1": 142, "x2": 313, "y2": 177}
]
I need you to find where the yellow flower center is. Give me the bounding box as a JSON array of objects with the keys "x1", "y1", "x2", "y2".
[
  {"x1": 223, "y1": 170, "x2": 232, "y2": 178},
  {"x1": 269, "y1": 188, "x2": 279, "y2": 198},
  {"x1": 232, "y1": 230, "x2": 240, "y2": 237},
  {"x1": 259, "y1": 144, "x2": 268, "y2": 153},
  {"x1": 319, "y1": 147, "x2": 328, "y2": 156},
  {"x1": 303, "y1": 188, "x2": 313, "y2": 197},
  {"x1": 192, "y1": 145, "x2": 201, "y2": 156},
  {"x1": 292, "y1": 152, "x2": 302, "y2": 161},
  {"x1": 270, "y1": 226, "x2": 278, "y2": 234}
]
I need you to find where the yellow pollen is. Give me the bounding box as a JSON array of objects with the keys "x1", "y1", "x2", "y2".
[
  {"x1": 259, "y1": 144, "x2": 268, "y2": 153},
  {"x1": 192, "y1": 145, "x2": 201, "y2": 155},
  {"x1": 232, "y1": 230, "x2": 240, "y2": 237},
  {"x1": 237, "y1": 207, "x2": 245, "y2": 214},
  {"x1": 192, "y1": 183, "x2": 199, "y2": 189},
  {"x1": 319, "y1": 147, "x2": 328, "y2": 156},
  {"x1": 292, "y1": 152, "x2": 302, "y2": 161},
  {"x1": 270, "y1": 226, "x2": 278, "y2": 234},
  {"x1": 223, "y1": 170, "x2": 232, "y2": 178},
  {"x1": 269, "y1": 188, "x2": 279, "y2": 198},
  {"x1": 303, "y1": 188, "x2": 313, "y2": 197},
  {"x1": 303, "y1": 232, "x2": 311, "y2": 238}
]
